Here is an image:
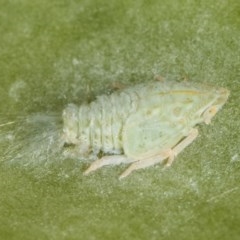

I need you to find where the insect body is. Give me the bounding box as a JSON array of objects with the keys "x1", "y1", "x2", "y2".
[{"x1": 62, "y1": 80, "x2": 229, "y2": 178}]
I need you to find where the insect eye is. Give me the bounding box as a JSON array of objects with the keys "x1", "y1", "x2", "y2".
[
  {"x1": 202, "y1": 106, "x2": 218, "y2": 124},
  {"x1": 208, "y1": 106, "x2": 217, "y2": 115}
]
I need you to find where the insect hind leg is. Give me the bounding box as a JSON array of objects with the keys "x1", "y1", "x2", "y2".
[
  {"x1": 119, "y1": 128, "x2": 199, "y2": 179},
  {"x1": 119, "y1": 149, "x2": 173, "y2": 179},
  {"x1": 83, "y1": 155, "x2": 134, "y2": 175}
]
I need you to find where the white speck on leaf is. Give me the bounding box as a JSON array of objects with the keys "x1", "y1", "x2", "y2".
[
  {"x1": 9, "y1": 80, "x2": 27, "y2": 101},
  {"x1": 231, "y1": 154, "x2": 239, "y2": 163}
]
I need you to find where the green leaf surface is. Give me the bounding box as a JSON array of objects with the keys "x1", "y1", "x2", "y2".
[{"x1": 0, "y1": 0, "x2": 239, "y2": 239}]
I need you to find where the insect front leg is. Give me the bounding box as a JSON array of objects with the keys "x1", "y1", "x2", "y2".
[
  {"x1": 165, "y1": 128, "x2": 199, "y2": 167},
  {"x1": 83, "y1": 155, "x2": 135, "y2": 175}
]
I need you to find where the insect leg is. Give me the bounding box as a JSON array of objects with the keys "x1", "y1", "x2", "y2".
[
  {"x1": 165, "y1": 128, "x2": 199, "y2": 167},
  {"x1": 119, "y1": 149, "x2": 173, "y2": 179},
  {"x1": 83, "y1": 155, "x2": 134, "y2": 175},
  {"x1": 0, "y1": 121, "x2": 15, "y2": 127}
]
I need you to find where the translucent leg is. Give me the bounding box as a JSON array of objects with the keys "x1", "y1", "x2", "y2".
[
  {"x1": 83, "y1": 155, "x2": 134, "y2": 175},
  {"x1": 119, "y1": 149, "x2": 172, "y2": 179},
  {"x1": 165, "y1": 128, "x2": 199, "y2": 167},
  {"x1": 119, "y1": 128, "x2": 199, "y2": 179}
]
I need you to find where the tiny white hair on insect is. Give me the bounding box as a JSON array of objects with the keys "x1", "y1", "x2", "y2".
[{"x1": 0, "y1": 112, "x2": 64, "y2": 175}]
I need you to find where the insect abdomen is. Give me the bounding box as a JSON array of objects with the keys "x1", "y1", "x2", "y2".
[{"x1": 63, "y1": 90, "x2": 139, "y2": 155}]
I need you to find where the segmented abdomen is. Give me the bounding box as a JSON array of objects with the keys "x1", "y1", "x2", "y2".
[{"x1": 62, "y1": 89, "x2": 139, "y2": 155}]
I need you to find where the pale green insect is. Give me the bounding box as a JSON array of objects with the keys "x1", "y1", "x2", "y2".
[{"x1": 62, "y1": 80, "x2": 230, "y2": 179}]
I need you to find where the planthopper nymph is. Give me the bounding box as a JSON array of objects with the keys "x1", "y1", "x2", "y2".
[{"x1": 62, "y1": 80, "x2": 230, "y2": 179}]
